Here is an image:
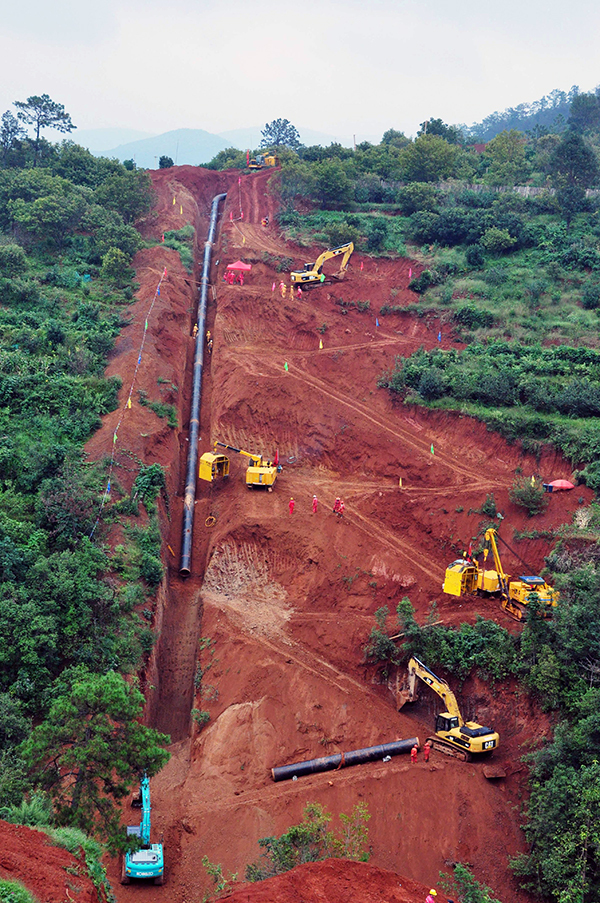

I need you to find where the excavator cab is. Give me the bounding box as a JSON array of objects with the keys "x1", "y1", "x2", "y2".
[{"x1": 435, "y1": 713, "x2": 460, "y2": 733}]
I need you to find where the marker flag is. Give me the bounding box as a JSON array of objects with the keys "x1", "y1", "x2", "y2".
[
  {"x1": 272, "y1": 282, "x2": 276, "y2": 292},
  {"x1": 113, "y1": 433, "x2": 118, "y2": 444},
  {"x1": 163, "y1": 268, "x2": 167, "y2": 276},
  {"x1": 360, "y1": 261, "x2": 364, "y2": 271},
  {"x1": 145, "y1": 319, "x2": 149, "y2": 331},
  {"x1": 230, "y1": 211, "x2": 233, "y2": 221},
  {"x1": 180, "y1": 205, "x2": 183, "y2": 214},
  {"x1": 284, "y1": 362, "x2": 289, "y2": 372},
  {"x1": 173, "y1": 197, "x2": 176, "y2": 205},
  {"x1": 430, "y1": 444, "x2": 434, "y2": 455},
  {"x1": 157, "y1": 288, "x2": 160, "y2": 296},
  {"x1": 409, "y1": 268, "x2": 412, "y2": 279},
  {"x1": 127, "y1": 397, "x2": 131, "y2": 409},
  {"x1": 376, "y1": 317, "x2": 380, "y2": 327},
  {"x1": 239, "y1": 177, "x2": 241, "y2": 185},
  {"x1": 138, "y1": 355, "x2": 142, "y2": 365},
  {"x1": 438, "y1": 331, "x2": 441, "y2": 342},
  {"x1": 107, "y1": 480, "x2": 111, "y2": 494},
  {"x1": 161, "y1": 234, "x2": 164, "y2": 242},
  {"x1": 319, "y1": 338, "x2": 323, "y2": 349}
]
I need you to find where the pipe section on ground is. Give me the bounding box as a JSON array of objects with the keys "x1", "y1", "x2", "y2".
[
  {"x1": 271, "y1": 737, "x2": 420, "y2": 782},
  {"x1": 179, "y1": 193, "x2": 226, "y2": 576}
]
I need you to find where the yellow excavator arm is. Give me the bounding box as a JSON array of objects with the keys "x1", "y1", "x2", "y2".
[
  {"x1": 399, "y1": 656, "x2": 499, "y2": 760},
  {"x1": 405, "y1": 657, "x2": 464, "y2": 724},
  {"x1": 291, "y1": 242, "x2": 354, "y2": 285}
]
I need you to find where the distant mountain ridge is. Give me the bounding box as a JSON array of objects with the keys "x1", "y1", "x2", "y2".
[{"x1": 81, "y1": 125, "x2": 355, "y2": 168}]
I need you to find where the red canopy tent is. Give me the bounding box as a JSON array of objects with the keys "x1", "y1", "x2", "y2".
[
  {"x1": 548, "y1": 479, "x2": 574, "y2": 491},
  {"x1": 226, "y1": 260, "x2": 252, "y2": 271}
]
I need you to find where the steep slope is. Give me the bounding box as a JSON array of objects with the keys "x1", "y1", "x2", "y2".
[{"x1": 88, "y1": 165, "x2": 589, "y2": 902}]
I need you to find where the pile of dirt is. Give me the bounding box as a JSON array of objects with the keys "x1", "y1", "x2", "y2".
[
  {"x1": 0, "y1": 820, "x2": 98, "y2": 903},
  {"x1": 88, "y1": 166, "x2": 589, "y2": 903},
  {"x1": 222, "y1": 859, "x2": 448, "y2": 903}
]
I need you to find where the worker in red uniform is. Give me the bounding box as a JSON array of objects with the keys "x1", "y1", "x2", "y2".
[
  {"x1": 425, "y1": 890, "x2": 437, "y2": 903},
  {"x1": 411, "y1": 745, "x2": 418, "y2": 764},
  {"x1": 289, "y1": 498, "x2": 295, "y2": 515},
  {"x1": 333, "y1": 498, "x2": 341, "y2": 515},
  {"x1": 424, "y1": 740, "x2": 432, "y2": 763},
  {"x1": 338, "y1": 500, "x2": 345, "y2": 518},
  {"x1": 312, "y1": 495, "x2": 318, "y2": 514}
]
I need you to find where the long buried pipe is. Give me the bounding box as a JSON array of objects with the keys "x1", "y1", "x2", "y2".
[
  {"x1": 271, "y1": 737, "x2": 420, "y2": 782},
  {"x1": 179, "y1": 193, "x2": 226, "y2": 576}
]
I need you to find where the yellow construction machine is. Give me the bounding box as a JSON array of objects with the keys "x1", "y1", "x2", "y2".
[
  {"x1": 443, "y1": 527, "x2": 558, "y2": 621},
  {"x1": 398, "y1": 656, "x2": 499, "y2": 761},
  {"x1": 248, "y1": 153, "x2": 279, "y2": 171},
  {"x1": 290, "y1": 242, "x2": 354, "y2": 287},
  {"x1": 199, "y1": 441, "x2": 278, "y2": 490}
]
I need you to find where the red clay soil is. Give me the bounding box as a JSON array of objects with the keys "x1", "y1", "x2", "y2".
[
  {"x1": 76, "y1": 165, "x2": 593, "y2": 903},
  {"x1": 0, "y1": 820, "x2": 99, "y2": 902}
]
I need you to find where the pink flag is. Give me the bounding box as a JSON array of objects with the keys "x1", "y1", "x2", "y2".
[
  {"x1": 360, "y1": 261, "x2": 364, "y2": 271},
  {"x1": 272, "y1": 282, "x2": 276, "y2": 292},
  {"x1": 409, "y1": 268, "x2": 412, "y2": 279},
  {"x1": 230, "y1": 211, "x2": 233, "y2": 221}
]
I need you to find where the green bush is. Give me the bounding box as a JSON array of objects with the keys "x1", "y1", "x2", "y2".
[{"x1": 509, "y1": 476, "x2": 549, "y2": 517}]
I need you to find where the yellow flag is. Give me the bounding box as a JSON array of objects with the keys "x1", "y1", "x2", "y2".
[
  {"x1": 531, "y1": 475, "x2": 535, "y2": 486},
  {"x1": 319, "y1": 338, "x2": 323, "y2": 349},
  {"x1": 172, "y1": 197, "x2": 176, "y2": 205},
  {"x1": 180, "y1": 205, "x2": 183, "y2": 214},
  {"x1": 127, "y1": 397, "x2": 131, "y2": 409}
]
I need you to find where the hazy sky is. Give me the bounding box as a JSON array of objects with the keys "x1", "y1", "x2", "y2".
[{"x1": 2, "y1": 0, "x2": 600, "y2": 143}]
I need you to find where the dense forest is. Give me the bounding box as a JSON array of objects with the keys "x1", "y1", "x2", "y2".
[{"x1": 1, "y1": 87, "x2": 600, "y2": 902}]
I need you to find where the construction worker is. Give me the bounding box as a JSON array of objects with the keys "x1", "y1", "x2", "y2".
[
  {"x1": 411, "y1": 745, "x2": 418, "y2": 764},
  {"x1": 206, "y1": 330, "x2": 211, "y2": 343},
  {"x1": 425, "y1": 891, "x2": 437, "y2": 903},
  {"x1": 424, "y1": 740, "x2": 432, "y2": 763},
  {"x1": 338, "y1": 500, "x2": 345, "y2": 518},
  {"x1": 289, "y1": 498, "x2": 295, "y2": 515},
  {"x1": 333, "y1": 498, "x2": 341, "y2": 515},
  {"x1": 312, "y1": 495, "x2": 318, "y2": 514},
  {"x1": 192, "y1": 324, "x2": 198, "y2": 338},
  {"x1": 207, "y1": 338, "x2": 213, "y2": 354}
]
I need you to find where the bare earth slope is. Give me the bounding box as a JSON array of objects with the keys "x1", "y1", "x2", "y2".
[{"x1": 84, "y1": 166, "x2": 590, "y2": 903}]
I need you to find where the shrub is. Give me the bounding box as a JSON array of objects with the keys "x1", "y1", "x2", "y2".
[
  {"x1": 481, "y1": 226, "x2": 517, "y2": 254},
  {"x1": 509, "y1": 476, "x2": 549, "y2": 517},
  {"x1": 581, "y1": 282, "x2": 600, "y2": 310},
  {"x1": 466, "y1": 244, "x2": 485, "y2": 267}
]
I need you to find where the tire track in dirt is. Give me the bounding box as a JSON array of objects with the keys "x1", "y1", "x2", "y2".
[{"x1": 233, "y1": 349, "x2": 503, "y2": 488}]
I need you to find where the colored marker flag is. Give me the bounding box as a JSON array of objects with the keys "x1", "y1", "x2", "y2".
[
  {"x1": 284, "y1": 362, "x2": 289, "y2": 372},
  {"x1": 376, "y1": 317, "x2": 380, "y2": 328},
  {"x1": 272, "y1": 282, "x2": 276, "y2": 292},
  {"x1": 157, "y1": 288, "x2": 160, "y2": 296},
  {"x1": 172, "y1": 197, "x2": 176, "y2": 205},
  {"x1": 161, "y1": 234, "x2": 164, "y2": 243},
  {"x1": 360, "y1": 261, "x2": 364, "y2": 271},
  {"x1": 430, "y1": 444, "x2": 434, "y2": 455},
  {"x1": 127, "y1": 397, "x2": 132, "y2": 409},
  {"x1": 113, "y1": 433, "x2": 118, "y2": 445},
  {"x1": 180, "y1": 205, "x2": 183, "y2": 214},
  {"x1": 438, "y1": 331, "x2": 441, "y2": 342},
  {"x1": 107, "y1": 480, "x2": 111, "y2": 494},
  {"x1": 239, "y1": 177, "x2": 241, "y2": 185},
  {"x1": 145, "y1": 319, "x2": 148, "y2": 331},
  {"x1": 319, "y1": 338, "x2": 323, "y2": 349},
  {"x1": 409, "y1": 268, "x2": 412, "y2": 278}
]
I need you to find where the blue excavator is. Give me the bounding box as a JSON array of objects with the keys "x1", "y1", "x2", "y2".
[{"x1": 121, "y1": 774, "x2": 165, "y2": 885}]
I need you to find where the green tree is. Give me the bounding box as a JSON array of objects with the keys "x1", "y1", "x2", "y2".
[
  {"x1": 13, "y1": 95, "x2": 75, "y2": 166},
  {"x1": 0, "y1": 111, "x2": 25, "y2": 167},
  {"x1": 158, "y1": 156, "x2": 173, "y2": 169},
  {"x1": 101, "y1": 247, "x2": 133, "y2": 285},
  {"x1": 94, "y1": 170, "x2": 155, "y2": 224},
  {"x1": 509, "y1": 476, "x2": 549, "y2": 516},
  {"x1": 401, "y1": 135, "x2": 457, "y2": 182},
  {"x1": 480, "y1": 226, "x2": 517, "y2": 254},
  {"x1": 260, "y1": 118, "x2": 301, "y2": 150},
  {"x1": 483, "y1": 129, "x2": 529, "y2": 185},
  {"x1": 314, "y1": 159, "x2": 352, "y2": 207},
  {"x1": 569, "y1": 93, "x2": 600, "y2": 133},
  {"x1": 21, "y1": 670, "x2": 169, "y2": 851},
  {"x1": 418, "y1": 118, "x2": 463, "y2": 144},
  {"x1": 550, "y1": 131, "x2": 600, "y2": 189}
]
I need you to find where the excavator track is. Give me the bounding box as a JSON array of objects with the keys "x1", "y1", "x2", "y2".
[{"x1": 429, "y1": 737, "x2": 472, "y2": 762}]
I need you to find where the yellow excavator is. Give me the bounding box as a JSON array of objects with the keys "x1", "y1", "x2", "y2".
[
  {"x1": 443, "y1": 527, "x2": 558, "y2": 621},
  {"x1": 397, "y1": 656, "x2": 499, "y2": 761},
  {"x1": 199, "y1": 441, "x2": 279, "y2": 490},
  {"x1": 290, "y1": 242, "x2": 354, "y2": 287},
  {"x1": 248, "y1": 153, "x2": 279, "y2": 171}
]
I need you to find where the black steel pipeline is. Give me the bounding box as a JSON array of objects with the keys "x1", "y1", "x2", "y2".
[
  {"x1": 271, "y1": 737, "x2": 419, "y2": 782},
  {"x1": 179, "y1": 193, "x2": 226, "y2": 576}
]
